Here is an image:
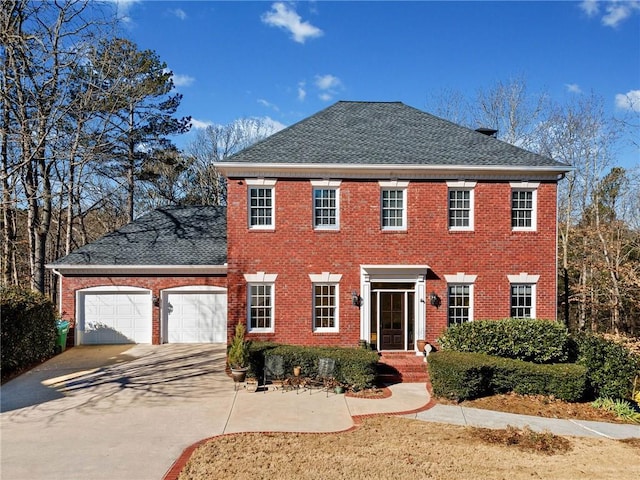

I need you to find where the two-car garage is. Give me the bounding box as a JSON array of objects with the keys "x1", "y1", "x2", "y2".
[{"x1": 76, "y1": 286, "x2": 227, "y2": 345}]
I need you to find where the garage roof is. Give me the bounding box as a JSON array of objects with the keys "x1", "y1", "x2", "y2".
[{"x1": 49, "y1": 206, "x2": 226, "y2": 268}]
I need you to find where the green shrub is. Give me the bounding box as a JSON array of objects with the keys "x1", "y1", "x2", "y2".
[
  {"x1": 1, "y1": 286, "x2": 57, "y2": 378},
  {"x1": 437, "y1": 318, "x2": 571, "y2": 364},
  {"x1": 428, "y1": 350, "x2": 587, "y2": 402},
  {"x1": 427, "y1": 351, "x2": 494, "y2": 400},
  {"x1": 250, "y1": 343, "x2": 379, "y2": 390},
  {"x1": 573, "y1": 332, "x2": 640, "y2": 400},
  {"x1": 591, "y1": 397, "x2": 640, "y2": 423}
]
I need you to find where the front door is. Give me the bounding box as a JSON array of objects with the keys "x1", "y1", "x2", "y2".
[
  {"x1": 371, "y1": 283, "x2": 415, "y2": 350},
  {"x1": 380, "y1": 292, "x2": 404, "y2": 350}
]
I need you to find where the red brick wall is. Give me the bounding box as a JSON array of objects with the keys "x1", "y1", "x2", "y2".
[
  {"x1": 226, "y1": 178, "x2": 558, "y2": 347},
  {"x1": 58, "y1": 275, "x2": 227, "y2": 345}
]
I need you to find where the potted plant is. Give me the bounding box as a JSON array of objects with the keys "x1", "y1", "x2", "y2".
[{"x1": 228, "y1": 323, "x2": 249, "y2": 382}]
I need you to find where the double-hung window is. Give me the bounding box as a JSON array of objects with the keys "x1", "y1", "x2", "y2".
[
  {"x1": 244, "y1": 272, "x2": 277, "y2": 332},
  {"x1": 247, "y1": 179, "x2": 276, "y2": 229},
  {"x1": 311, "y1": 180, "x2": 341, "y2": 230},
  {"x1": 510, "y1": 182, "x2": 538, "y2": 231},
  {"x1": 380, "y1": 180, "x2": 408, "y2": 230},
  {"x1": 508, "y1": 273, "x2": 539, "y2": 318},
  {"x1": 309, "y1": 273, "x2": 342, "y2": 332},
  {"x1": 445, "y1": 273, "x2": 477, "y2": 327},
  {"x1": 447, "y1": 181, "x2": 476, "y2": 231}
]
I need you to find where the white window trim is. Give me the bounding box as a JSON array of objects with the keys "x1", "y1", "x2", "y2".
[
  {"x1": 445, "y1": 272, "x2": 477, "y2": 325},
  {"x1": 247, "y1": 179, "x2": 276, "y2": 230},
  {"x1": 309, "y1": 272, "x2": 341, "y2": 333},
  {"x1": 507, "y1": 273, "x2": 539, "y2": 284},
  {"x1": 444, "y1": 273, "x2": 478, "y2": 284},
  {"x1": 447, "y1": 181, "x2": 476, "y2": 232},
  {"x1": 446, "y1": 283, "x2": 475, "y2": 325},
  {"x1": 508, "y1": 272, "x2": 538, "y2": 318},
  {"x1": 311, "y1": 180, "x2": 341, "y2": 231},
  {"x1": 244, "y1": 272, "x2": 277, "y2": 333},
  {"x1": 510, "y1": 182, "x2": 539, "y2": 232},
  {"x1": 379, "y1": 180, "x2": 408, "y2": 231}
]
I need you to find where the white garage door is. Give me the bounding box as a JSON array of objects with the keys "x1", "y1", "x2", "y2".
[
  {"x1": 80, "y1": 292, "x2": 152, "y2": 344},
  {"x1": 166, "y1": 292, "x2": 227, "y2": 343}
]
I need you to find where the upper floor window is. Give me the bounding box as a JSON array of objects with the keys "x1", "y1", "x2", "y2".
[
  {"x1": 311, "y1": 180, "x2": 341, "y2": 230},
  {"x1": 380, "y1": 180, "x2": 408, "y2": 231},
  {"x1": 447, "y1": 181, "x2": 476, "y2": 231},
  {"x1": 244, "y1": 272, "x2": 277, "y2": 332},
  {"x1": 309, "y1": 272, "x2": 342, "y2": 332},
  {"x1": 246, "y1": 179, "x2": 276, "y2": 230},
  {"x1": 510, "y1": 182, "x2": 538, "y2": 231},
  {"x1": 508, "y1": 273, "x2": 539, "y2": 318}
]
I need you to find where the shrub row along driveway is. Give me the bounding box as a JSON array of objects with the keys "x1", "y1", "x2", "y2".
[{"x1": 1, "y1": 344, "x2": 235, "y2": 480}]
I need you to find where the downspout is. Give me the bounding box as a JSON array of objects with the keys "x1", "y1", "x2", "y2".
[{"x1": 51, "y1": 268, "x2": 63, "y2": 316}]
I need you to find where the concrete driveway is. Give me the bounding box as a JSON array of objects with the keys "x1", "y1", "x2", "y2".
[{"x1": 1, "y1": 344, "x2": 236, "y2": 480}]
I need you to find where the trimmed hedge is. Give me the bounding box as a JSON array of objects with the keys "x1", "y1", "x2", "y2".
[
  {"x1": 247, "y1": 342, "x2": 379, "y2": 390},
  {"x1": 572, "y1": 332, "x2": 640, "y2": 400},
  {"x1": 1, "y1": 287, "x2": 57, "y2": 378},
  {"x1": 428, "y1": 350, "x2": 587, "y2": 402},
  {"x1": 437, "y1": 318, "x2": 571, "y2": 364}
]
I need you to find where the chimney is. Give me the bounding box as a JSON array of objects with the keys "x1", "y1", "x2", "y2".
[{"x1": 475, "y1": 127, "x2": 498, "y2": 137}]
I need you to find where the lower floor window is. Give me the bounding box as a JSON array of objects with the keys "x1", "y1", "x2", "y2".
[
  {"x1": 313, "y1": 284, "x2": 338, "y2": 331},
  {"x1": 249, "y1": 284, "x2": 273, "y2": 330},
  {"x1": 448, "y1": 284, "x2": 471, "y2": 326},
  {"x1": 511, "y1": 284, "x2": 533, "y2": 318}
]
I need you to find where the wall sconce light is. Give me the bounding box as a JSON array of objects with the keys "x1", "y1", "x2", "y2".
[
  {"x1": 152, "y1": 295, "x2": 160, "y2": 307},
  {"x1": 351, "y1": 291, "x2": 362, "y2": 308},
  {"x1": 429, "y1": 291, "x2": 441, "y2": 308}
]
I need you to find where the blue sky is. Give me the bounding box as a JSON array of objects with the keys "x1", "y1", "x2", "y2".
[{"x1": 112, "y1": 1, "x2": 639, "y2": 167}]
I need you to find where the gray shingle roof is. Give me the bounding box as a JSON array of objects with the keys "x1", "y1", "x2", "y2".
[
  {"x1": 50, "y1": 206, "x2": 226, "y2": 266},
  {"x1": 226, "y1": 101, "x2": 566, "y2": 168}
]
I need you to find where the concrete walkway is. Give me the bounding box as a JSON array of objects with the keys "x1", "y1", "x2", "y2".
[{"x1": 1, "y1": 345, "x2": 639, "y2": 480}]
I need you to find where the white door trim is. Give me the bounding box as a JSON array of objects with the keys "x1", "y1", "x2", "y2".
[{"x1": 360, "y1": 265, "x2": 427, "y2": 354}]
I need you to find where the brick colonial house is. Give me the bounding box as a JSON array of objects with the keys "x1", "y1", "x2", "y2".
[{"x1": 49, "y1": 101, "x2": 570, "y2": 352}]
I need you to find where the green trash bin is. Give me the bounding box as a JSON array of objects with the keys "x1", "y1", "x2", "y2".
[{"x1": 55, "y1": 320, "x2": 70, "y2": 353}]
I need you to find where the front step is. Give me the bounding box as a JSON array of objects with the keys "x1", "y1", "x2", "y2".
[{"x1": 376, "y1": 352, "x2": 429, "y2": 384}]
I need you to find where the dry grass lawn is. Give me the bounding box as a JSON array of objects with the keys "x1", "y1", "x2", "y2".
[{"x1": 178, "y1": 416, "x2": 640, "y2": 480}]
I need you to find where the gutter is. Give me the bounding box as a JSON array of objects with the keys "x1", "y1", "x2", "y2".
[{"x1": 45, "y1": 264, "x2": 228, "y2": 276}]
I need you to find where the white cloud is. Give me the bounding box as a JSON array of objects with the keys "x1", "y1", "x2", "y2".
[
  {"x1": 580, "y1": 0, "x2": 599, "y2": 16},
  {"x1": 263, "y1": 116, "x2": 287, "y2": 134},
  {"x1": 170, "y1": 8, "x2": 187, "y2": 20},
  {"x1": 314, "y1": 74, "x2": 343, "y2": 101},
  {"x1": 565, "y1": 83, "x2": 583, "y2": 94},
  {"x1": 258, "y1": 99, "x2": 280, "y2": 112},
  {"x1": 190, "y1": 118, "x2": 213, "y2": 130},
  {"x1": 580, "y1": 0, "x2": 640, "y2": 27},
  {"x1": 261, "y1": 2, "x2": 323, "y2": 44},
  {"x1": 315, "y1": 74, "x2": 341, "y2": 90},
  {"x1": 172, "y1": 73, "x2": 194, "y2": 87},
  {"x1": 297, "y1": 84, "x2": 306, "y2": 101},
  {"x1": 615, "y1": 90, "x2": 640, "y2": 111},
  {"x1": 109, "y1": 0, "x2": 139, "y2": 23}
]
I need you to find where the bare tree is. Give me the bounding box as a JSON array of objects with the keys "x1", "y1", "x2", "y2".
[
  {"x1": 0, "y1": 0, "x2": 110, "y2": 292},
  {"x1": 184, "y1": 117, "x2": 279, "y2": 206}
]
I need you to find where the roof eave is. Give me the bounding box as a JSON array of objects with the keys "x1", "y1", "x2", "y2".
[
  {"x1": 47, "y1": 264, "x2": 228, "y2": 276},
  {"x1": 217, "y1": 163, "x2": 573, "y2": 181}
]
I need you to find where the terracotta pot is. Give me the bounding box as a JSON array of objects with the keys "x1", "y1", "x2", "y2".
[
  {"x1": 293, "y1": 366, "x2": 302, "y2": 377},
  {"x1": 416, "y1": 339, "x2": 427, "y2": 352}
]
